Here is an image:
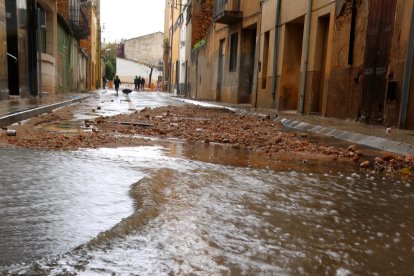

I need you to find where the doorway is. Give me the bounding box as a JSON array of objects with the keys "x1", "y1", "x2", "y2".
[
  {"x1": 239, "y1": 26, "x2": 257, "y2": 103},
  {"x1": 280, "y1": 17, "x2": 304, "y2": 111},
  {"x1": 311, "y1": 14, "x2": 330, "y2": 114},
  {"x1": 216, "y1": 38, "x2": 225, "y2": 101},
  {"x1": 5, "y1": 0, "x2": 19, "y2": 95},
  {"x1": 361, "y1": 0, "x2": 397, "y2": 123}
]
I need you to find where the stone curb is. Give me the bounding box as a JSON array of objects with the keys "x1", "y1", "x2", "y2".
[
  {"x1": 280, "y1": 118, "x2": 414, "y2": 156},
  {"x1": 0, "y1": 95, "x2": 92, "y2": 128}
]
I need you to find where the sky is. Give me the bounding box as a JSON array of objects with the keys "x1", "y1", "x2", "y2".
[{"x1": 100, "y1": 0, "x2": 165, "y2": 43}]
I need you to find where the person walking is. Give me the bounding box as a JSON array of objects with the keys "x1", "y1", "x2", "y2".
[
  {"x1": 102, "y1": 75, "x2": 107, "y2": 89},
  {"x1": 137, "y1": 76, "x2": 142, "y2": 90},
  {"x1": 134, "y1": 76, "x2": 139, "y2": 90},
  {"x1": 141, "y1": 77, "x2": 145, "y2": 90},
  {"x1": 114, "y1": 75, "x2": 121, "y2": 95}
]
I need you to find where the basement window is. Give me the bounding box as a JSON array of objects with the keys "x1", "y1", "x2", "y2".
[{"x1": 229, "y1": 32, "x2": 238, "y2": 72}]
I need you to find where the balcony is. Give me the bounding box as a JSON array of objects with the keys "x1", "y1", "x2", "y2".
[
  {"x1": 213, "y1": 0, "x2": 243, "y2": 25},
  {"x1": 70, "y1": 4, "x2": 89, "y2": 39}
]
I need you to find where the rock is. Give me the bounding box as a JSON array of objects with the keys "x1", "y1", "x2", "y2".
[
  {"x1": 352, "y1": 156, "x2": 361, "y2": 162},
  {"x1": 347, "y1": 145, "x2": 357, "y2": 152},
  {"x1": 6, "y1": 129, "x2": 16, "y2": 136},
  {"x1": 300, "y1": 133, "x2": 308, "y2": 138},
  {"x1": 374, "y1": 157, "x2": 383, "y2": 163},
  {"x1": 258, "y1": 114, "x2": 270, "y2": 120},
  {"x1": 360, "y1": 161, "x2": 370, "y2": 168},
  {"x1": 268, "y1": 135, "x2": 283, "y2": 145},
  {"x1": 383, "y1": 154, "x2": 394, "y2": 161},
  {"x1": 170, "y1": 123, "x2": 179, "y2": 127}
]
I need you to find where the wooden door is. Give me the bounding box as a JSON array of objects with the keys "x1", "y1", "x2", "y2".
[{"x1": 361, "y1": 0, "x2": 397, "y2": 122}]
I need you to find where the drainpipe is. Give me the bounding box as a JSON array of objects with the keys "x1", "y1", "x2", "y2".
[
  {"x1": 29, "y1": 0, "x2": 38, "y2": 97},
  {"x1": 169, "y1": 2, "x2": 174, "y2": 94},
  {"x1": 254, "y1": 0, "x2": 264, "y2": 107},
  {"x1": 271, "y1": 0, "x2": 282, "y2": 109},
  {"x1": 399, "y1": 0, "x2": 414, "y2": 129},
  {"x1": 37, "y1": 8, "x2": 42, "y2": 97},
  {"x1": 298, "y1": 0, "x2": 312, "y2": 114}
]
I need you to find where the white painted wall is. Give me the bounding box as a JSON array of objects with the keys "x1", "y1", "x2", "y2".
[{"x1": 116, "y1": 58, "x2": 162, "y2": 87}]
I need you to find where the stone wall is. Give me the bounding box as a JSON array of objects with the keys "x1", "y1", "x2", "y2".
[{"x1": 124, "y1": 32, "x2": 164, "y2": 67}]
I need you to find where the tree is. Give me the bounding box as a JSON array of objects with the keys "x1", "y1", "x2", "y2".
[
  {"x1": 105, "y1": 62, "x2": 115, "y2": 81},
  {"x1": 102, "y1": 43, "x2": 117, "y2": 80}
]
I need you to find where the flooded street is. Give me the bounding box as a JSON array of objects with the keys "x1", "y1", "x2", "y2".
[{"x1": 1, "y1": 141, "x2": 413, "y2": 275}]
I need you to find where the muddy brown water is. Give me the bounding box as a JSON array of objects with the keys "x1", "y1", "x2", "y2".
[{"x1": 0, "y1": 143, "x2": 413, "y2": 274}]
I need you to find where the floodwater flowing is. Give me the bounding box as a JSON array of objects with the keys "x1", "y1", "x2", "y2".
[{"x1": 0, "y1": 143, "x2": 413, "y2": 275}]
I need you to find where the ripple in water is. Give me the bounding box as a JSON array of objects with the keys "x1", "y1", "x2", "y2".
[{"x1": 1, "y1": 146, "x2": 413, "y2": 275}]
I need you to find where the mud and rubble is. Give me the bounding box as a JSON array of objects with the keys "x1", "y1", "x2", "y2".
[{"x1": 0, "y1": 104, "x2": 412, "y2": 176}]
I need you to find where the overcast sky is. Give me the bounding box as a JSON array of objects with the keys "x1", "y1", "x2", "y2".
[{"x1": 101, "y1": 0, "x2": 165, "y2": 43}]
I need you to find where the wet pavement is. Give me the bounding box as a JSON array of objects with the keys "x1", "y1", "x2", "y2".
[
  {"x1": 0, "y1": 143, "x2": 413, "y2": 274},
  {"x1": 0, "y1": 89, "x2": 414, "y2": 274}
]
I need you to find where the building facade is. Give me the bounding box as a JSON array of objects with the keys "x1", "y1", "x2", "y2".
[
  {"x1": 80, "y1": 0, "x2": 99, "y2": 91},
  {"x1": 0, "y1": 0, "x2": 101, "y2": 101},
  {"x1": 166, "y1": 0, "x2": 414, "y2": 130},
  {"x1": 1, "y1": 0, "x2": 40, "y2": 100}
]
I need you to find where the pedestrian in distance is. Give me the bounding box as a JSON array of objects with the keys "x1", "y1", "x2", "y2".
[
  {"x1": 134, "y1": 76, "x2": 139, "y2": 90},
  {"x1": 137, "y1": 76, "x2": 142, "y2": 91},
  {"x1": 102, "y1": 75, "x2": 107, "y2": 89},
  {"x1": 141, "y1": 77, "x2": 145, "y2": 90},
  {"x1": 114, "y1": 75, "x2": 121, "y2": 96}
]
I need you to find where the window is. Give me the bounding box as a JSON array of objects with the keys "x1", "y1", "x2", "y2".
[{"x1": 229, "y1": 32, "x2": 238, "y2": 71}]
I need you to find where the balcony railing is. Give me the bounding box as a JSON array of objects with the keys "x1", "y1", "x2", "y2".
[
  {"x1": 213, "y1": 0, "x2": 242, "y2": 25},
  {"x1": 70, "y1": 4, "x2": 89, "y2": 39}
]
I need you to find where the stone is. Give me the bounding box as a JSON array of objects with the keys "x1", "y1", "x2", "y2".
[
  {"x1": 6, "y1": 129, "x2": 16, "y2": 136},
  {"x1": 269, "y1": 135, "x2": 283, "y2": 145},
  {"x1": 360, "y1": 161, "x2": 370, "y2": 168},
  {"x1": 347, "y1": 145, "x2": 357, "y2": 152}
]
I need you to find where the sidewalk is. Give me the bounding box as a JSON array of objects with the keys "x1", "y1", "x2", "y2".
[
  {"x1": 0, "y1": 91, "x2": 413, "y2": 156},
  {"x1": 0, "y1": 92, "x2": 93, "y2": 128},
  {"x1": 276, "y1": 112, "x2": 414, "y2": 156}
]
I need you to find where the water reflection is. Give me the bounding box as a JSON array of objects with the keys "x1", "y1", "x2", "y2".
[{"x1": 0, "y1": 144, "x2": 413, "y2": 275}]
